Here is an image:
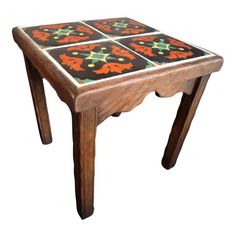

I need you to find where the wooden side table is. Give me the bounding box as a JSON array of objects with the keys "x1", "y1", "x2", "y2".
[{"x1": 13, "y1": 17, "x2": 223, "y2": 219}]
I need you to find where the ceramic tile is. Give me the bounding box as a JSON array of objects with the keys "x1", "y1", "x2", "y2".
[
  {"x1": 118, "y1": 34, "x2": 209, "y2": 64},
  {"x1": 20, "y1": 18, "x2": 213, "y2": 87},
  {"x1": 48, "y1": 41, "x2": 154, "y2": 84},
  {"x1": 84, "y1": 17, "x2": 158, "y2": 37},
  {"x1": 23, "y1": 22, "x2": 105, "y2": 48}
]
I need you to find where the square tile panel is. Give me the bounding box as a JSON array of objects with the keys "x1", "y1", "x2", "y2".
[
  {"x1": 19, "y1": 18, "x2": 212, "y2": 86},
  {"x1": 84, "y1": 17, "x2": 158, "y2": 37},
  {"x1": 48, "y1": 41, "x2": 154, "y2": 84},
  {"x1": 118, "y1": 34, "x2": 208, "y2": 64},
  {"x1": 23, "y1": 22, "x2": 105, "y2": 48}
]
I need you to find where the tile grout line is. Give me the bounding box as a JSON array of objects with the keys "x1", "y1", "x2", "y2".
[
  {"x1": 110, "y1": 31, "x2": 162, "y2": 40},
  {"x1": 45, "y1": 31, "x2": 162, "y2": 51},
  {"x1": 18, "y1": 28, "x2": 81, "y2": 87},
  {"x1": 79, "y1": 19, "x2": 162, "y2": 85},
  {"x1": 41, "y1": 50, "x2": 81, "y2": 87},
  {"x1": 19, "y1": 24, "x2": 160, "y2": 88},
  {"x1": 113, "y1": 33, "x2": 213, "y2": 65},
  {"x1": 180, "y1": 40, "x2": 214, "y2": 55},
  {"x1": 43, "y1": 20, "x2": 111, "y2": 51},
  {"x1": 20, "y1": 20, "x2": 211, "y2": 55},
  {"x1": 81, "y1": 20, "x2": 162, "y2": 39},
  {"x1": 81, "y1": 21, "x2": 161, "y2": 66},
  {"x1": 43, "y1": 21, "x2": 161, "y2": 51},
  {"x1": 19, "y1": 21, "x2": 216, "y2": 88},
  {"x1": 112, "y1": 40, "x2": 158, "y2": 66},
  {"x1": 46, "y1": 32, "x2": 163, "y2": 50},
  {"x1": 45, "y1": 38, "x2": 111, "y2": 51},
  {"x1": 80, "y1": 21, "x2": 113, "y2": 39},
  {"x1": 19, "y1": 25, "x2": 216, "y2": 89},
  {"x1": 81, "y1": 21, "x2": 161, "y2": 40},
  {"x1": 20, "y1": 21, "x2": 159, "y2": 87},
  {"x1": 44, "y1": 21, "x2": 162, "y2": 86},
  {"x1": 77, "y1": 54, "x2": 215, "y2": 87},
  {"x1": 38, "y1": 21, "x2": 212, "y2": 75}
]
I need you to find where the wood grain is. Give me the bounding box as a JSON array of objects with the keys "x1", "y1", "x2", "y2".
[
  {"x1": 162, "y1": 75, "x2": 210, "y2": 170},
  {"x1": 97, "y1": 80, "x2": 195, "y2": 124},
  {"x1": 72, "y1": 108, "x2": 97, "y2": 219},
  {"x1": 74, "y1": 56, "x2": 223, "y2": 116},
  {"x1": 24, "y1": 55, "x2": 52, "y2": 144},
  {"x1": 13, "y1": 26, "x2": 224, "y2": 219},
  {"x1": 13, "y1": 27, "x2": 223, "y2": 118},
  {"x1": 13, "y1": 27, "x2": 78, "y2": 111}
]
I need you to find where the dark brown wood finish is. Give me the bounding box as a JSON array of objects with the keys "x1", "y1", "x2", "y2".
[
  {"x1": 13, "y1": 27, "x2": 78, "y2": 111},
  {"x1": 12, "y1": 25, "x2": 224, "y2": 219},
  {"x1": 96, "y1": 77, "x2": 197, "y2": 124},
  {"x1": 162, "y1": 75, "x2": 210, "y2": 169},
  {"x1": 72, "y1": 108, "x2": 97, "y2": 219},
  {"x1": 12, "y1": 27, "x2": 223, "y2": 115},
  {"x1": 24, "y1": 55, "x2": 52, "y2": 144},
  {"x1": 74, "y1": 56, "x2": 223, "y2": 114}
]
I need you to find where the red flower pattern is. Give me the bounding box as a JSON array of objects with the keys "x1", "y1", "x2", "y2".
[
  {"x1": 119, "y1": 34, "x2": 207, "y2": 64},
  {"x1": 24, "y1": 22, "x2": 104, "y2": 47},
  {"x1": 32, "y1": 30, "x2": 50, "y2": 41},
  {"x1": 59, "y1": 54, "x2": 84, "y2": 71},
  {"x1": 85, "y1": 17, "x2": 157, "y2": 37},
  {"x1": 57, "y1": 36, "x2": 89, "y2": 43},
  {"x1": 165, "y1": 51, "x2": 193, "y2": 59},
  {"x1": 94, "y1": 23, "x2": 112, "y2": 32},
  {"x1": 76, "y1": 25, "x2": 94, "y2": 35},
  {"x1": 168, "y1": 38, "x2": 192, "y2": 50},
  {"x1": 121, "y1": 28, "x2": 144, "y2": 35},
  {"x1": 49, "y1": 41, "x2": 151, "y2": 83},
  {"x1": 111, "y1": 46, "x2": 135, "y2": 60},
  {"x1": 130, "y1": 43, "x2": 155, "y2": 57},
  {"x1": 94, "y1": 62, "x2": 133, "y2": 74}
]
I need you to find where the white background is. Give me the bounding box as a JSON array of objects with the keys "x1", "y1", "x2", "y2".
[{"x1": 0, "y1": 0, "x2": 235, "y2": 235}]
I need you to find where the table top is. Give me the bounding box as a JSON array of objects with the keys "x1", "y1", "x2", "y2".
[{"x1": 13, "y1": 17, "x2": 223, "y2": 113}]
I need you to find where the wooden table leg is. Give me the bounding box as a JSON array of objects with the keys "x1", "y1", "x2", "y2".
[
  {"x1": 24, "y1": 55, "x2": 52, "y2": 144},
  {"x1": 72, "y1": 108, "x2": 97, "y2": 219},
  {"x1": 162, "y1": 75, "x2": 210, "y2": 170}
]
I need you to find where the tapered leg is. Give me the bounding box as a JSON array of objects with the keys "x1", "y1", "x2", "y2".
[
  {"x1": 24, "y1": 55, "x2": 52, "y2": 144},
  {"x1": 72, "y1": 108, "x2": 97, "y2": 219},
  {"x1": 162, "y1": 75, "x2": 210, "y2": 170}
]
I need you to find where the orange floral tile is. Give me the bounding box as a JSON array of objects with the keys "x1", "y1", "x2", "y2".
[
  {"x1": 84, "y1": 17, "x2": 158, "y2": 37},
  {"x1": 23, "y1": 22, "x2": 105, "y2": 48},
  {"x1": 48, "y1": 41, "x2": 154, "y2": 84},
  {"x1": 118, "y1": 34, "x2": 208, "y2": 64}
]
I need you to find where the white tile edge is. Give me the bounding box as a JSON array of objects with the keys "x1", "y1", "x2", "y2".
[
  {"x1": 18, "y1": 28, "x2": 81, "y2": 88},
  {"x1": 78, "y1": 54, "x2": 215, "y2": 88}
]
